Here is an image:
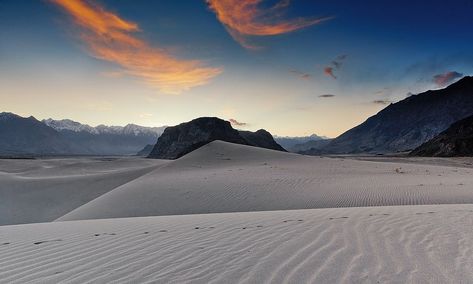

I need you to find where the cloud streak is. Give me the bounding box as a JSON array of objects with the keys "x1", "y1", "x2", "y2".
[
  {"x1": 51, "y1": 0, "x2": 222, "y2": 94},
  {"x1": 433, "y1": 71, "x2": 463, "y2": 87},
  {"x1": 229, "y1": 118, "x2": 247, "y2": 127},
  {"x1": 319, "y1": 94, "x2": 335, "y2": 98},
  {"x1": 207, "y1": 0, "x2": 332, "y2": 49},
  {"x1": 289, "y1": 69, "x2": 311, "y2": 80},
  {"x1": 372, "y1": 99, "x2": 392, "y2": 105}
]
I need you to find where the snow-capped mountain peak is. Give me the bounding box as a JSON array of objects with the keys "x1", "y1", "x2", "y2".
[{"x1": 42, "y1": 119, "x2": 166, "y2": 137}]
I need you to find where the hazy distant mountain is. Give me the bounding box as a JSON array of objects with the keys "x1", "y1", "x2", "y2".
[
  {"x1": 411, "y1": 114, "x2": 473, "y2": 157},
  {"x1": 293, "y1": 139, "x2": 332, "y2": 154},
  {"x1": 0, "y1": 113, "x2": 166, "y2": 156},
  {"x1": 148, "y1": 117, "x2": 285, "y2": 159},
  {"x1": 42, "y1": 119, "x2": 166, "y2": 155},
  {"x1": 318, "y1": 76, "x2": 473, "y2": 154},
  {"x1": 0, "y1": 113, "x2": 77, "y2": 155},
  {"x1": 274, "y1": 134, "x2": 327, "y2": 151}
]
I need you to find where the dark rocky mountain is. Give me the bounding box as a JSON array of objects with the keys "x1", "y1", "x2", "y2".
[
  {"x1": 148, "y1": 117, "x2": 285, "y2": 159},
  {"x1": 319, "y1": 76, "x2": 473, "y2": 154},
  {"x1": 136, "y1": 144, "x2": 154, "y2": 156},
  {"x1": 410, "y1": 115, "x2": 473, "y2": 157},
  {"x1": 0, "y1": 112, "x2": 78, "y2": 155},
  {"x1": 239, "y1": 130, "x2": 286, "y2": 152},
  {"x1": 274, "y1": 134, "x2": 327, "y2": 150}
]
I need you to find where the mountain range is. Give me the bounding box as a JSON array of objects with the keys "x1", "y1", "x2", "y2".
[
  {"x1": 0, "y1": 113, "x2": 165, "y2": 156},
  {"x1": 2, "y1": 76, "x2": 472, "y2": 157},
  {"x1": 273, "y1": 134, "x2": 328, "y2": 151},
  {"x1": 304, "y1": 76, "x2": 473, "y2": 155}
]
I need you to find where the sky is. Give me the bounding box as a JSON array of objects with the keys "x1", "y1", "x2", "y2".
[{"x1": 1, "y1": 0, "x2": 472, "y2": 137}]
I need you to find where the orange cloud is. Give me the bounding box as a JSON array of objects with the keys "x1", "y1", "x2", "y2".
[
  {"x1": 51, "y1": 0, "x2": 222, "y2": 94},
  {"x1": 207, "y1": 0, "x2": 331, "y2": 49},
  {"x1": 433, "y1": 71, "x2": 463, "y2": 87},
  {"x1": 324, "y1": 67, "x2": 336, "y2": 79},
  {"x1": 229, "y1": 118, "x2": 248, "y2": 127},
  {"x1": 324, "y1": 54, "x2": 347, "y2": 79}
]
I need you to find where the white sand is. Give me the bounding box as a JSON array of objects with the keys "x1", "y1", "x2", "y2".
[
  {"x1": 59, "y1": 141, "x2": 473, "y2": 221},
  {"x1": 2, "y1": 205, "x2": 473, "y2": 283},
  {"x1": 3, "y1": 141, "x2": 473, "y2": 283},
  {"x1": 0, "y1": 157, "x2": 166, "y2": 225}
]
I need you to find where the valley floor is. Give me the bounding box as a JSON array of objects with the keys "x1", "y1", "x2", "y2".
[{"x1": 1, "y1": 141, "x2": 473, "y2": 283}]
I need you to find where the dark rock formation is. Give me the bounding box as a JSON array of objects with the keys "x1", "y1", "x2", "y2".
[
  {"x1": 239, "y1": 130, "x2": 286, "y2": 152},
  {"x1": 148, "y1": 117, "x2": 285, "y2": 159},
  {"x1": 318, "y1": 76, "x2": 473, "y2": 154},
  {"x1": 410, "y1": 115, "x2": 473, "y2": 156}
]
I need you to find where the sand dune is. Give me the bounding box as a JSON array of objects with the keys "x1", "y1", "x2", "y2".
[
  {"x1": 0, "y1": 157, "x2": 166, "y2": 225},
  {"x1": 59, "y1": 141, "x2": 473, "y2": 221},
  {"x1": 2, "y1": 204, "x2": 473, "y2": 283}
]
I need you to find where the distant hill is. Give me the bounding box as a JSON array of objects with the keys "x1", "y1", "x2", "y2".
[
  {"x1": 411, "y1": 115, "x2": 473, "y2": 157},
  {"x1": 318, "y1": 76, "x2": 473, "y2": 154},
  {"x1": 148, "y1": 117, "x2": 285, "y2": 159}
]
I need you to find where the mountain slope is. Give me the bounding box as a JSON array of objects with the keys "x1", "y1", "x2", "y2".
[
  {"x1": 320, "y1": 76, "x2": 473, "y2": 154},
  {"x1": 411, "y1": 114, "x2": 473, "y2": 156},
  {"x1": 0, "y1": 113, "x2": 77, "y2": 155}
]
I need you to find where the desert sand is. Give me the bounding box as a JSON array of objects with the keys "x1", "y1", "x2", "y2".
[
  {"x1": 60, "y1": 141, "x2": 473, "y2": 221},
  {"x1": 2, "y1": 205, "x2": 473, "y2": 283},
  {"x1": 2, "y1": 141, "x2": 473, "y2": 283},
  {"x1": 0, "y1": 157, "x2": 166, "y2": 225}
]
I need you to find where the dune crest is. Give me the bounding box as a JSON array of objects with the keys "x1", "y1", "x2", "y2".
[{"x1": 58, "y1": 140, "x2": 473, "y2": 221}]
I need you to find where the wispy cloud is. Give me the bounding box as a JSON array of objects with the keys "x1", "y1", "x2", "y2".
[
  {"x1": 289, "y1": 69, "x2": 311, "y2": 80},
  {"x1": 207, "y1": 0, "x2": 332, "y2": 49},
  {"x1": 139, "y1": 113, "x2": 154, "y2": 118},
  {"x1": 51, "y1": 0, "x2": 222, "y2": 94},
  {"x1": 319, "y1": 94, "x2": 335, "y2": 98},
  {"x1": 323, "y1": 54, "x2": 347, "y2": 79},
  {"x1": 372, "y1": 99, "x2": 392, "y2": 105},
  {"x1": 433, "y1": 71, "x2": 463, "y2": 87},
  {"x1": 229, "y1": 118, "x2": 248, "y2": 127}
]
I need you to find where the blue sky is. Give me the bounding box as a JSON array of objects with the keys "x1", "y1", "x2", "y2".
[{"x1": 1, "y1": 0, "x2": 472, "y2": 137}]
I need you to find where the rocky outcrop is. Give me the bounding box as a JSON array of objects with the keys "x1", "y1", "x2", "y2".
[
  {"x1": 148, "y1": 117, "x2": 285, "y2": 159},
  {"x1": 410, "y1": 115, "x2": 473, "y2": 157}
]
